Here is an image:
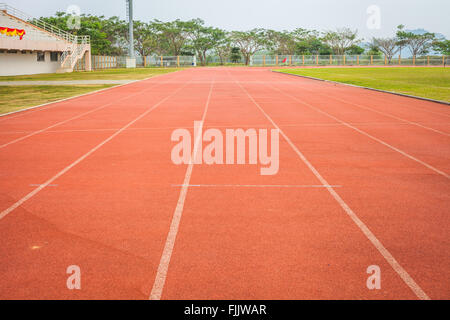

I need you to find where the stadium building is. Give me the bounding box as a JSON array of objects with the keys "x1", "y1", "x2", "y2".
[{"x1": 0, "y1": 3, "x2": 91, "y2": 76}]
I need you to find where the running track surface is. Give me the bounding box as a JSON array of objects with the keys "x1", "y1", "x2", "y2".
[{"x1": 0, "y1": 67, "x2": 449, "y2": 300}]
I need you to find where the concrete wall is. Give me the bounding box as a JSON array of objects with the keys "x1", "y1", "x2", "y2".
[{"x1": 0, "y1": 51, "x2": 60, "y2": 76}]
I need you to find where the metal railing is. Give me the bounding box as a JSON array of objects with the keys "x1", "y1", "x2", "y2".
[
  {"x1": 74, "y1": 54, "x2": 448, "y2": 71},
  {"x1": 0, "y1": 3, "x2": 89, "y2": 44},
  {"x1": 215, "y1": 54, "x2": 449, "y2": 67}
]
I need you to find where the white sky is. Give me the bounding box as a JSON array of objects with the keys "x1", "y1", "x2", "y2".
[{"x1": 7, "y1": 0, "x2": 450, "y2": 40}]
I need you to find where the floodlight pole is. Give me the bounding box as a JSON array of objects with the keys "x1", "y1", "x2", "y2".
[{"x1": 128, "y1": 0, "x2": 134, "y2": 58}]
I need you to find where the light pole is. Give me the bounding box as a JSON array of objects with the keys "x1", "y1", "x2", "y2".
[
  {"x1": 125, "y1": 0, "x2": 136, "y2": 68},
  {"x1": 127, "y1": 0, "x2": 134, "y2": 58}
]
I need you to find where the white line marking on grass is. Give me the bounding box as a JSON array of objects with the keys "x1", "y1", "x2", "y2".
[
  {"x1": 232, "y1": 76, "x2": 431, "y2": 300},
  {"x1": 0, "y1": 81, "x2": 191, "y2": 222},
  {"x1": 150, "y1": 79, "x2": 215, "y2": 301},
  {"x1": 269, "y1": 85, "x2": 449, "y2": 179}
]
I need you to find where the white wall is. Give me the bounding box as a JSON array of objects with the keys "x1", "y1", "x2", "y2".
[{"x1": 0, "y1": 51, "x2": 60, "y2": 76}]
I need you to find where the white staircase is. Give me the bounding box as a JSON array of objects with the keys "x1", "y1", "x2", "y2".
[{"x1": 58, "y1": 36, "x2": 90, "y2": 72}]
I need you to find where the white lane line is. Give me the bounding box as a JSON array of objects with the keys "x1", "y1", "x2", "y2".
[
  {"x1": 150, "y1": 79, "x2": 215, "y2": 301},
  {"x1": 0, "y1": 76, "x2": 183, "y2": 150},
  {"x1": 330, "y1": 96, "x2": 450, "y2": 137},
  {"x1": 269, "y1": 85, "x2": 449, "y2": 179},
  {"x1": 233, "y1": 77, "x2": 431, "y2": 300},
  {"x1": 2, "y1": 121, "x2": 449, "y2": 136},
  {"x1": 272, "y1": 71, "x2": 450, "y2": 118},
  {"x1": 172, "y1": 184, "x2": 341, "y2": 188},
  {"x1": 286, "y1": 84, "x2": 450, "y2": 136},
  {"x1": 0, "y1": 81, "x2": 190, "y2": 222}
]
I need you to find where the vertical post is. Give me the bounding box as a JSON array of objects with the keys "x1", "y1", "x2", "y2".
[
  {"x1": 276, "y1": 55, "x2": 279, "y2": 66},
  {"x1": 160, "y1": 56, "x2": 163, "y2": 67},
  {"x1": 128, "y1": 0, "x2": 134, "y2": 59},
  {"x1": 357, "y1": 56, "x2": 359, "y2": 65},
  {"x1": 370, "y1": 55, "x2": 373, "y2": 65},
  {"x1": 343, "y1": 55, "x2": 346, "y2": 65},
  {"x1": 316, "y1": 55, "x2": 319, "y2": 65},
  {"x1": 144, "y1": 56, "x2": 147, "y2": 67},
  {"x1": 330, "y1": 54, "x2": 332, "y2": 65},
  {"x1": 384, "y1": 55, "x2": 387, "y2": 65},
  {"x1": 177, "y1": 56, "x2": 180, "y2": 67},
  {"x1": 427, "y1": 56, "x2": 430, "y2": 66},
  {"x1": 84, "y1": 50, "x2": 91, "y2": 71},
  {"x1": 263, "y1": 55, "x2": 265, "y2": 67},
  {"x1": 413, "y1": 55, "x2": 416, "y2": 66},
  {"x1": 302, "y1": 55, "x2": 304, "y2": 65},
  {"x1": 289, "y1": 55, "x2": 292, "y2": 66}
]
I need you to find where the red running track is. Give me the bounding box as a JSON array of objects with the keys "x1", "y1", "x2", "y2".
[{"x1": 0, "y1": 67, "x2": 448, "y2": 300}]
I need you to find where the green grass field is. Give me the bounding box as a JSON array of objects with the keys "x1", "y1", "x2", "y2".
[
  {"x1": 0, "y1": 85, "x2": 114, "y2": 115},
  {"x1": 276, "y1": 67, "x2": 450, "y2": 102},
  {"x1": 0, "y1": 68, "x2": 181, "y2": 81},
  {"x1": 0, "y1": 68, "x2": 181, "y2": 115}
]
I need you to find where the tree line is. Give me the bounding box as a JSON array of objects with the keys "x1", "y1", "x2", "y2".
[{"x1": 41, "y1": 12, "x2": 450, "y2": 65}]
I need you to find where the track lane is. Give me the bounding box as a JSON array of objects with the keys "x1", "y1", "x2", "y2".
[
  {"x1": 0, "y1": 70, "x2": 210, "y2": 299},
  {"x1": 238, "y1": 69, "x2": 449, "y2": 299},
  {"x1": 158, "y1": 68, "x2": 424, "y2": 299}
]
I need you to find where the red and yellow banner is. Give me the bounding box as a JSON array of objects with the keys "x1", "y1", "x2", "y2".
[{"x1": 0, "y1": 27, "x2": 26, "y2": 40}]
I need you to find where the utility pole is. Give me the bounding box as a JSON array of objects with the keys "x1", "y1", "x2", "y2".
[
  {"x1": 125, "y1": 0, "x2": 136, "y2": 68},
  {"x1": 127, "y1": 0, "x2": 134, "y2": 58}
]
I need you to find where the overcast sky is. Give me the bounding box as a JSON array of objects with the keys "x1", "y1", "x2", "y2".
[{"x1": 9, "y1": 0, "x2": 450, "y2": 39}]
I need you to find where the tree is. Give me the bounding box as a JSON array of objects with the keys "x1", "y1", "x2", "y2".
[
  {"x1": 230, "y1": 47, "x2": 242, "y2": 63},
  {"x1": 345, "y1": 44, "x2": 365, "y2": 55},
  {"x1": 230, "y1": 29, "x2": 268, "y2": 65},
  {"x1": 266, "y1": 30, "x2": 296, "y2": 55},
  {"x1": 133, "y1": 21, "x2": 154, "y2": 57},
  {"x1": 372, "y1": 37, "x2": 400, "y2": 63},
  {"x1": 39, "y1": 13, "x2": 129, "y2": 55},
  {"x1": 432, "y1": 39, "x2": 450, "y2": 55},
  {"x1": 185, "y1": 19, "x2": 226, "y2": 66},
  {"x1": 152, "y1": 19, "x2": 190, "y2": 56},
  {"x1": 397, "y1": 27, "x2": 435, "y2": 58},
  {"x1": 366, "y1": 43, "x2": 382, "y2": 57},
  {"x1": 215, "y1": 36, "x2": 232, "y2": 65},
  {"x1": 322, "y1": 28, "x2": 361, "y2": 55}
]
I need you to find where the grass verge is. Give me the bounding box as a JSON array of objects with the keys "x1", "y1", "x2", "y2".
[
  {"x1": 0, "y1": 68, "x2": 181, "y2": 81},
  {"x1": 275, "y1": 67, "x2": 450, "y2": 102},
  {"x1": 0, "y1": 85, "x2": 114, "y2": 115}
]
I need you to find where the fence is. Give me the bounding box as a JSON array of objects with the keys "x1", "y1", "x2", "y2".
[
  {"x1": 74, "y1": 55, "x2": 195, "y2": 71},
  {"x1": 73, "y1": 54, "x2": 448, "y2": 71},
  {"x1": 251, "y1": 55, "x2": 448, "y2": 67}
]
